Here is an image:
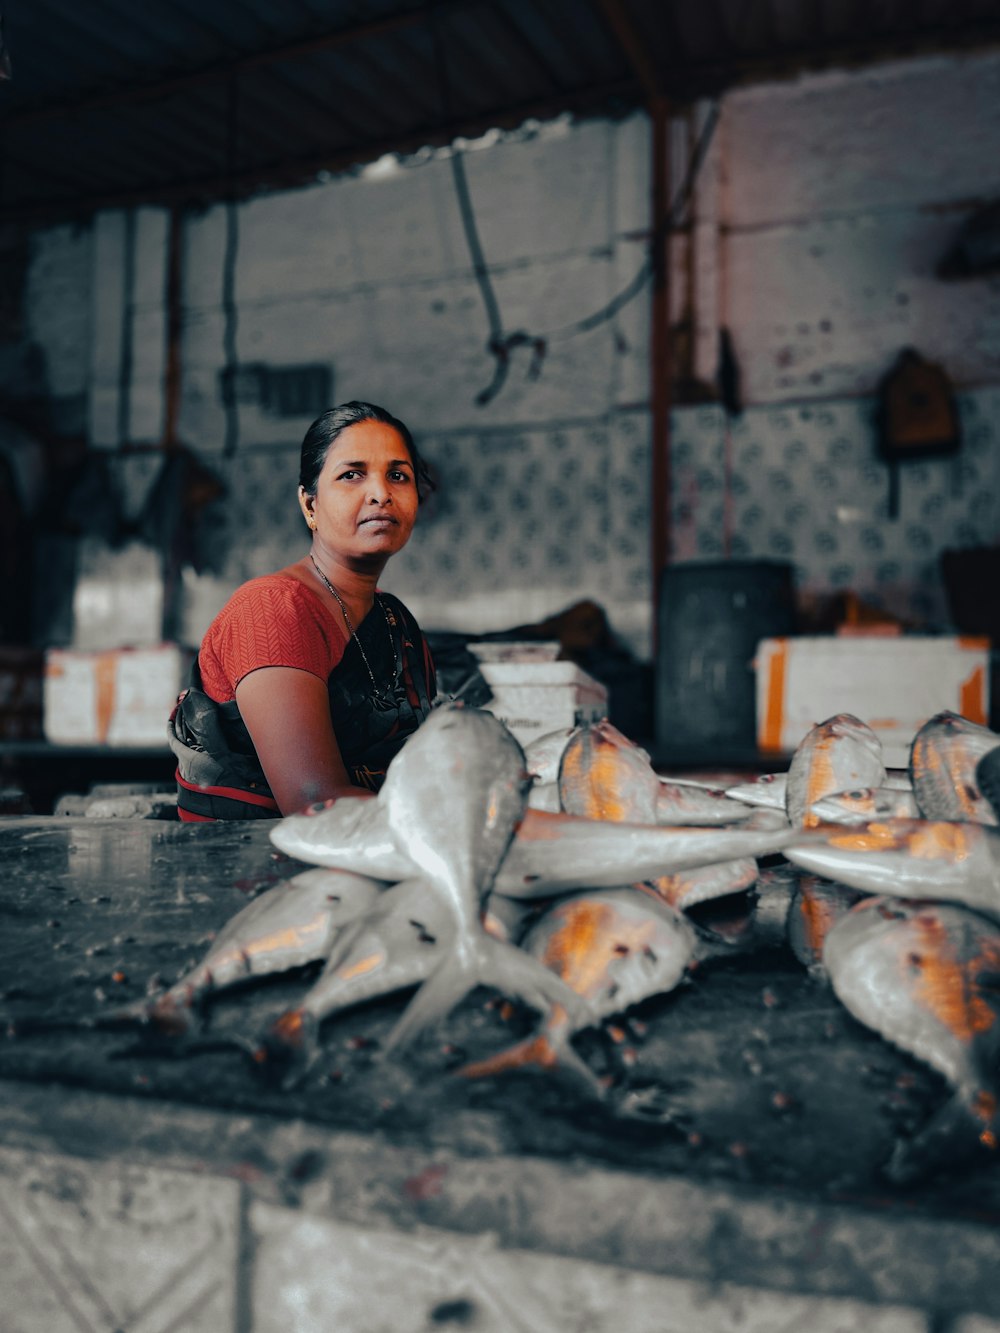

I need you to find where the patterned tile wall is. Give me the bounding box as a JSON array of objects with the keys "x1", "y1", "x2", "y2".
[
  {"x1": 670, "y1": 386, "x2": 1000, "y2": 627},
  {"x1": 106, "y1": 385, "x2": 1000, "y2": 654}
]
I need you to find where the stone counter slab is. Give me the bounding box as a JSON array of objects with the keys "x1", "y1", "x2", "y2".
[{"x1": 0, "y1": 817, "x2": 999, "y2": 1270}]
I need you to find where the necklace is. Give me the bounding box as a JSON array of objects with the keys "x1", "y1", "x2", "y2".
[{"x1": 310, "y1": 556, "x2": 403, "y2": 712}]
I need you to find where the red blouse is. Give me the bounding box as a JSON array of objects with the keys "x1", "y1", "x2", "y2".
[{"x1": 198, "y1": 575, "x2": 349, "y2": 703}]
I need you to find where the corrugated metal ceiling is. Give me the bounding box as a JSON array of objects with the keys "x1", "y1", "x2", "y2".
[{"x1": 2, "y1": 0, "x2": 999, "y2": 223}]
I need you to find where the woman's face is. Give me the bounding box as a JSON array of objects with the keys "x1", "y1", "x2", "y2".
[{"x1": 300, "y1": 419, "x2": 419, "y2": 565}]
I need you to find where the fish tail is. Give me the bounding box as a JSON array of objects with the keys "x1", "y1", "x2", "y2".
[
  {"x1": 380, "y1": 952, "x2": 479, "y2": 1055},
  {"x1": 476, "y1": 934, "x2": 586, "y2": 1026},
  {"x1": 253, "y1": 1008, "x2": 321, "y2": 1087},
  {"x1": 457, "y1": 1012, "x2": 606, "y2": 1097},
  {"x1": 381, "y1": 935, "x2": 583, "y2": 1056},
  {"x1": 885, "y1": 1086, "x2": 1000, "y2": 1185}
]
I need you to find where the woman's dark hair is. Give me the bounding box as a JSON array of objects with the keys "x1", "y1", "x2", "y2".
[{"x1": 299, "y1": 401, "x2": 434, "y2": 500}]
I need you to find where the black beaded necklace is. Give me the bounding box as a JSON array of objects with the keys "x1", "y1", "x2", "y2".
[{"x1": 310, "y1": 555, "x2": 404, "y2": 712}]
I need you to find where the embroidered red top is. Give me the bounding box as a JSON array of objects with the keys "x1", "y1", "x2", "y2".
[{"x1": 198, "y1": 575, "x2": 348, "y2": 702}]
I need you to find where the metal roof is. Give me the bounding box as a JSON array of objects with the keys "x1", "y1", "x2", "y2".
[{"x1": 2, "y1": 0, "x2": 1000, "y2": 223}]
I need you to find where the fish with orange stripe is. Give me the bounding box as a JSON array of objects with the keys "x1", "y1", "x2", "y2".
[
  {"x1": 558, "y1": 719, "x2": 661, "y2": 823},
  {"x1": 458, "y1": 886, "x2": 698, "y2": 1094},
  {"x1": 786, "y1": 875, "x2": 865, "y2": 974},
  {"x1": 785, "y1": 817, "x2": 1000, "y2": 920},
  {"x1": 256, "y1": 877, "x2": 448, "y2": 1077},
  {"x1": 823, "y1": 895, "x2": 1000, "y2": 1182},
  {"x1": 910, "y1": 710, "x2": 1000, "y2": 826},
  {"x1": 785, "y1": 713, "x2": 886, "y2": 827},
  {"x1": 256, "y1": 879, "x2": 540, "y2": 1079},
  {"x1": 115, "y1": 868, "x2": 383, "y2": 1037}
]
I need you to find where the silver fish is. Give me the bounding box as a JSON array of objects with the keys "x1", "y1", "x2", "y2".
[
  {"x1": 725, "y1": 771, "x2": 789, "y2": 811},
  {"x1": 558, "y1": 719, "x2": 660, "y2": 824},
  {"x1": 808, "y1": 786, "x2": 920, "y2": 824},
  {"x1": 523, "y1": 725, "x2": 578, "y2": 785},
  {"x1": 785, "y1": 713, "x2": 886, "y2": 827},
  {"x1": 655, "y1": 781, "x2": 754, "y2": 826},
  {"x1": 498, "y1": 811, "x2": 794, "y2": 898},
  {"x1": 459, "y1": 886, "x2": 697, "y2": 1093},
  {"x1": 122, "y1": 868, "x2": 382, "y2": 1036},
  {"x1": 824, "y1": 895, "x2": 1000, "y2": 1182},
  {"x1": 786, "y1": 818, "x2": 1000, "y2": 920},
  {"x1": 526, "y1": 779, "x2": 562, "y2": 812},
  {"x1": 785, "y1": 874, "x2": 865, "y2": 974},
  {"x1": 273, "y1": 799, "x2": 795, "y2": 901},
  {"x1": 646, "y1": 857, "x2": 759, "y2": 911},
  {"x1": 910, "y1": 710, "x2": 1000, "y2": 826},
  {"x1": 258, "y1": 879, "x2": 538, "y2": 1079},
  {"x1": 259, "y1": 877, "x2": 449, "y2": 1072},
  {"x1": 374, "y1": 704, "x2": 580, "y2": 1051}
]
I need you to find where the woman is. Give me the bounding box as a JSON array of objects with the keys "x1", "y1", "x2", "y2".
[{"x1": 170, "y1": 401, "x2": 436, "y2": 820}]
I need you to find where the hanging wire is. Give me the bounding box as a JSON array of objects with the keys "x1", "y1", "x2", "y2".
[
  {"x1": 117, "y1": 209, "x2": 136, "y2": 449},
  {"x1": 221, "y1": 73, "x2": 241, "y2": 457},
  {"x1": 449, "y1": 101, "x2": 721, "y2": 405}
]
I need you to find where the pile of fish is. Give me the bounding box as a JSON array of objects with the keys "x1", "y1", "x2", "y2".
[{"x1": 123, "y1": 703, "x2": 1000, "y2": 1184}]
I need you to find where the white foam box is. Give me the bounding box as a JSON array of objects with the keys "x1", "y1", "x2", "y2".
[
  {"x1": 44, "y1": 644, "x2": 187, "y2": 747},
  {"x1": 755, "y1": 635, "x2": 990, "y2": 767},
  {"x1": 478, "y1": 661, "x2": 608, "y2": 749}
]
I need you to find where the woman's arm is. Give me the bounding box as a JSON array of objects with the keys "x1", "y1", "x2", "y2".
[{"x1": 235, "y1": 665, "x2": 367, "y2": 814}]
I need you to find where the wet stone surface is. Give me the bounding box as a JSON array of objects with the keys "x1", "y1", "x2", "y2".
[{"x1": 0, "y1": 817, "x2": 998, "y2": 1224}]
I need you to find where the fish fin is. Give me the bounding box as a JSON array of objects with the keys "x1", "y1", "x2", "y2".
[
  {"x1": 884, "y1": 1087, "x2": 999, "y2": 1185},
  {"x1": 252, "y1": 1009, "x2": 322, "y2": 1089},
  {"x1": 457, "y1": 1020, "x2": 606, "y2": 1098}
]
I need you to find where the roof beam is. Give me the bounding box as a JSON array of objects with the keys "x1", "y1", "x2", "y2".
[
  {"x1": 4, "y1": 0, "x2": 472, "y2": 129},
  {"x1": 594, "y1": 0, "x2": 663, "y2": 100},
  {"x1": 0, "y1": 76, "x2": 638, "y2": 224}
]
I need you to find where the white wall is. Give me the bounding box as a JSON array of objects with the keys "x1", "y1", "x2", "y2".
[{"x1": 9, "y1": 47, "x2": 1000, "y2": 654}]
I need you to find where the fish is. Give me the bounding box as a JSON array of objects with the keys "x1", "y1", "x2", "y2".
[
  {"x1": 272, "y1": 799, "x2": 796, "y2": 901},
  {"x1": 459, "y1": 886, "x2": 698, "y2": 1093},
  {"x1": 523, "y1": 725, "x2": 579, "y2": 785},
  {"x1": 823, "y1": 895, "x2": 1000, "y2": 1182},
  {"x1": 808, "y1": 786, "x2": 921, "y2": 824},
  {"x1": 646, "y1": 858, "x2": 759, "y2": 912},
  {"x1": 785, "y1": 818, "x2": 1000, "y2": 920},
  {"x1": 526, "y1": 780, "x2": 562, "y2": 812},
  {"x1": 257, "y1": 879, "x2": 541, "y2": 1081},
  {"x1": 558, "y1": 719, "x2": 660, "y2": 824},
  {"x1": 497, "y1": 811, "x2": 795, "y2": 899},
  {"x1": 118, "y1": 868, "x2": 383, "y2": 1036},
  {"x1": 271, "y1": 790, "x2": 416, "y2": 881},
  {"x1": 727, "y1": 767, "x2": 912, "y2": 813},
  {"x1": 786, "y1": 875, "x2": 865, "y2": 974},
  {"x1": 655, "y1": 781, "x2": 754, "y2": 826},
  {"x1": 257, "y1": 877, "x2": 449, "y2": 1075},
  {"x1": 785, "y1": 714, "x2": 886, "y2": 827},
  {"x1": 725, "y1": 772, "x2": 789, "y2": 811},
  {"x1": 910, "y1": 711, "x2": 1000, "y2": 826},
  {"x1": 372, "y1": 704, "x2": 581, "y2": 1052}
]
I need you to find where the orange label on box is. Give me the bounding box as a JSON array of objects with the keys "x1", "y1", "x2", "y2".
[
  {"x1": 760, "y1": 639, "x2": 788, "y2": 753},
  {"x1": 960, "y1": 665, "x2": 987, "y2": 725}
]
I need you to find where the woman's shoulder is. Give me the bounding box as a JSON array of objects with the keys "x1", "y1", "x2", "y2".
[{"x1": 222, "y1": 571, "x2": 325, "y2": 615}]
